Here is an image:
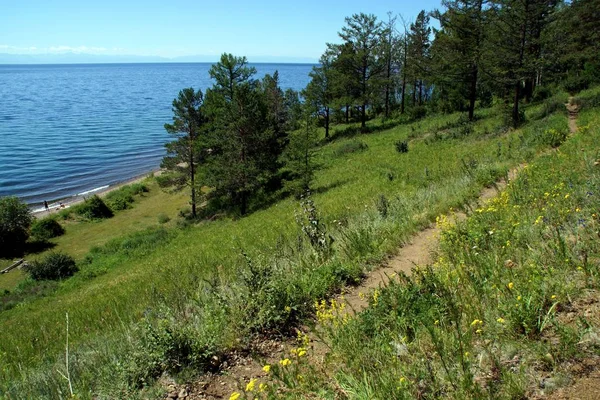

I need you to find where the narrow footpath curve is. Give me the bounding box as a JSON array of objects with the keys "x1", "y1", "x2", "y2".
[{"x1": 170, "y1": 105, "x2": 577, "y2": 400}]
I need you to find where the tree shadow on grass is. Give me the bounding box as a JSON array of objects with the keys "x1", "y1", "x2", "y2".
[
  {"x1": 311, "y1": 178, "x2": 354, "y2": 196},
  {"x1": 24, "y1": 240, "x2": 56, "y2": 256}
]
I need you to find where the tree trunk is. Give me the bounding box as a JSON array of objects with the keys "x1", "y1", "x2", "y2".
[
  {"x1": 361, "y1": 57, "x2": 368, "y2": 132},
  {"x1": 401, "y1": 36, "x2": 408, "y2": 114},
  {"x1": 325, "y1": 106, "x2": 330, "y2": 138},
  {"x1": 189, "y1": 134, "x2": 196, "y2": 218},
  {"x1": 412, "y1": 81, "x2": 417, "y2": 107},
  {"x1": 468, "y1": 64, "x2": 478, "y2": 121},
  {"x1": 512, "y1": 82, "x2": 521, "y2": 129},
  {"x1": 240, "y1": 192, "x2": 247, "y2": 215},
  {"x1": 361, "y1": 103, "x2": 367, "y2": 132}
]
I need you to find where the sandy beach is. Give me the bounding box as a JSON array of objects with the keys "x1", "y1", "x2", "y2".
[{"x1": 32, "y1": 169, "x2": 162, "y2": 219}]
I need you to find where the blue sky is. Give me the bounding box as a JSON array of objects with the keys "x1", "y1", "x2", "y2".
[{"x1": 1, "y1": 0, "x2": 441, "y2": 61}]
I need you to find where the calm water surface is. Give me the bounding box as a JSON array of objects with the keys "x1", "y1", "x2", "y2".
[{"x1": 0, "y1": 63, "x2": 313, "y2": 207}]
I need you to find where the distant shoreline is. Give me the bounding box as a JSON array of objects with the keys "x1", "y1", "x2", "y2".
[{"x1": 31, "y1": 169, "x2": 161, "y2": 218}]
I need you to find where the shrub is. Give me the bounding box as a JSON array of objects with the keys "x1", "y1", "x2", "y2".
[
  {"x1": 106, "y1": 193, "x2": 134, "y2": 211},
  {"x1": 334, "y1": 140, "x2": 368, "y2": 156},
  {"x1": 30, "y1": 218, "x2": 65, "y2": 240},
  {"x1": 532, "y1": 86, "x2": 552, "y2": 102},
  {"x1": 74, "y1": 195, "x2": 113, "y2": 220},
  {"x1": 542, "y1": 128, "x2": 569, "y2": 148},
  {"x1": 105, "y1": 183, "x2": 149, "y2": 211},
  {"x1": 0, "y1": 196, "x2": 32, "y2": 256},
  {"x1": 26, "y1": 252, "x2": 78, "y2": 281},
  {"x1": 409, "y1": 105, "x2": 427, "y2": 120},
  {"x1": 395, "y1": 140, "x2": 409, "y2": 153},
  {"x1": 157, "y1": 213, "x2": 170, "y2": 224}
]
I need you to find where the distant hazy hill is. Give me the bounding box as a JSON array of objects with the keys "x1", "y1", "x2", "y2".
[{"x1": 0, "y1": 52, "x2": 317, "y2": 64}]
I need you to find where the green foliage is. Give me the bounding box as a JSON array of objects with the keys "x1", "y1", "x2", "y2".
[
  {"x1": 0, "y1": 196, "x2": 32, "y2": 256},
  {"x1": 162, "y1": 87, "x2": 205, "y2": 218},
  {"x1": 157, "y1": 213, "x2": 170, "y2": 224},
  {"x1": 105, "y1": 183, "x2": 148, "y2": 211},
  {"x1": 280, "y1": 116, "x2": 319, "y2": 196},
  {"x1": 30, "y1": 217, "x2": 65, "y2": 240},
  {"x1": 73, "y1": 195, "x2": 113, "y2": 220},
  {"x1": 542, "y1": 128, "x2": 569, "y2": 148},
  {"x1": 26, "y1": 252, "x2": 78, "y2": 281},
  {"x1": 395, "y1": 140, "x2": 408, "y2": 153}
]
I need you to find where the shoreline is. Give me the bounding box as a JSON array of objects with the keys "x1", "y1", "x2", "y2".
[{"x1": 32, "y1": 168, "x2": 162, "y2": 219}]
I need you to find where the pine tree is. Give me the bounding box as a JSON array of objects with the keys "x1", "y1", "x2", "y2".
[
  {"x1": 303, "y1": 52, "x2": 336, "y2": 138},
  {"x1": 337, "y1": 13, "x2": 385, "y2": 132},
  {"x1": 161, "y1": 88, "x2": 205, "y2": 218},
  {"x1": 280, "y1": 112, "x2": 319, "y2": 196},
  {"x1": 432, "y1": 0, "x2": 486, "y2": 120},
  {"x1": 408, "y1": 11, "x2": 432, "y2": 107}
]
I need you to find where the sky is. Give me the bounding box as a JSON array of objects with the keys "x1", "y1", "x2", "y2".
[{"x1": 0, "y1": 0, "x2": 441, "y2": 62}]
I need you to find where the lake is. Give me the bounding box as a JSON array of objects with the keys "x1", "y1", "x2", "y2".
[{"x1": 0, "y1": 62, "x2": 314, "y2": 208}]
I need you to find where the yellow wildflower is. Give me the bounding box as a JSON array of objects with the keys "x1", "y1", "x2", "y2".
[
  {"x1": 280, "y1": 358, "x2": 291, "y2": 366},
  {"x1": 259, "y1": 383, "x2": 267, "y2": 392},
  {"x1": 508, "y1": 282, "x2": 514, "y2": 290},
  {"x1": 497, "y1": 317, "x2": 505, "y2": 324},
  {"x1": 551, "y1": 295, "x2": 557, "y2": 300},
  {"x1": 246, "y1": 378, "x2": 257, "y2": 392},
  {"x1": 476, "y1": 329, "x2": 483, "y2": 334},
  {"x1": 297, "y1": 348, "x2": 307, "y2": 357},
  {"x1": 434, "y1": 319, "x2": 439, "y2": 325},
  {"x1": 517, "y1": 295, "x2": 522, "y2": 301},
  {"x1": 262, "y1": 364, "x2": 271, "y2": 373},
  {"x1": 399, "y1": 376, "x2": 406, "y2": 383},
  {"x1": 229, "y1": 392, "x2": 241, "y2": 400}
]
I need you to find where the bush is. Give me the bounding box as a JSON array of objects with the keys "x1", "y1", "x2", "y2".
[
  {"x1": 26, "y1": 252, "x2": 78, "y2": 281},
  {"x1": 409, "y1": 105, "x2": 427, "y2": 120},
  {"x1": 542, "y1": 128, "x2": 569, "y2": 148},
  {"x1": 395, "y1": 140, "x2": 409, "y2": 153},
  {"x1": 334, "y1": 140, "x2": 368, "y2": 156},
  {"x1": 0, "y1": 196, "x2": 32, "y2": 256},
  {"x1": 105, "y1": 183, "x2": 149, "y2": 211},
  {"x1": 157, "y1": 213, "x2": 170, "y2": 224},
  {"x1": 30, "y1": 218, "x2": 65, "y2": 240},
  {"x1": 74, "y1": 195, "x2": 113, "y2": 220}
]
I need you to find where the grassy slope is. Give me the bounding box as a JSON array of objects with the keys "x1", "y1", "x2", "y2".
[
  {"x1": 259, "y1": 87, "x2": 600, "y2": 399},
  {"x1": 0, "y1": 97, "x2": 571, "y2": 398},
  {"x1": 0, "y1": 180, "x2": 188, "y2": 290}
]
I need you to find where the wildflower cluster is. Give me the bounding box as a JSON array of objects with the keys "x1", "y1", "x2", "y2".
[{"x1": 314, "y1": 298, "x2": 350, "y2": 326}]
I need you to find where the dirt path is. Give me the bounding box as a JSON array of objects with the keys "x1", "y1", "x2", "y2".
[{"x1": 567, "y1": 96, "x2": 580, "y2": 134}]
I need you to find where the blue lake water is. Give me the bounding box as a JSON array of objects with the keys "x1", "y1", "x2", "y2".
[{"x1": 0, "y1": 63, "x2": 314, "y2": 207}]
